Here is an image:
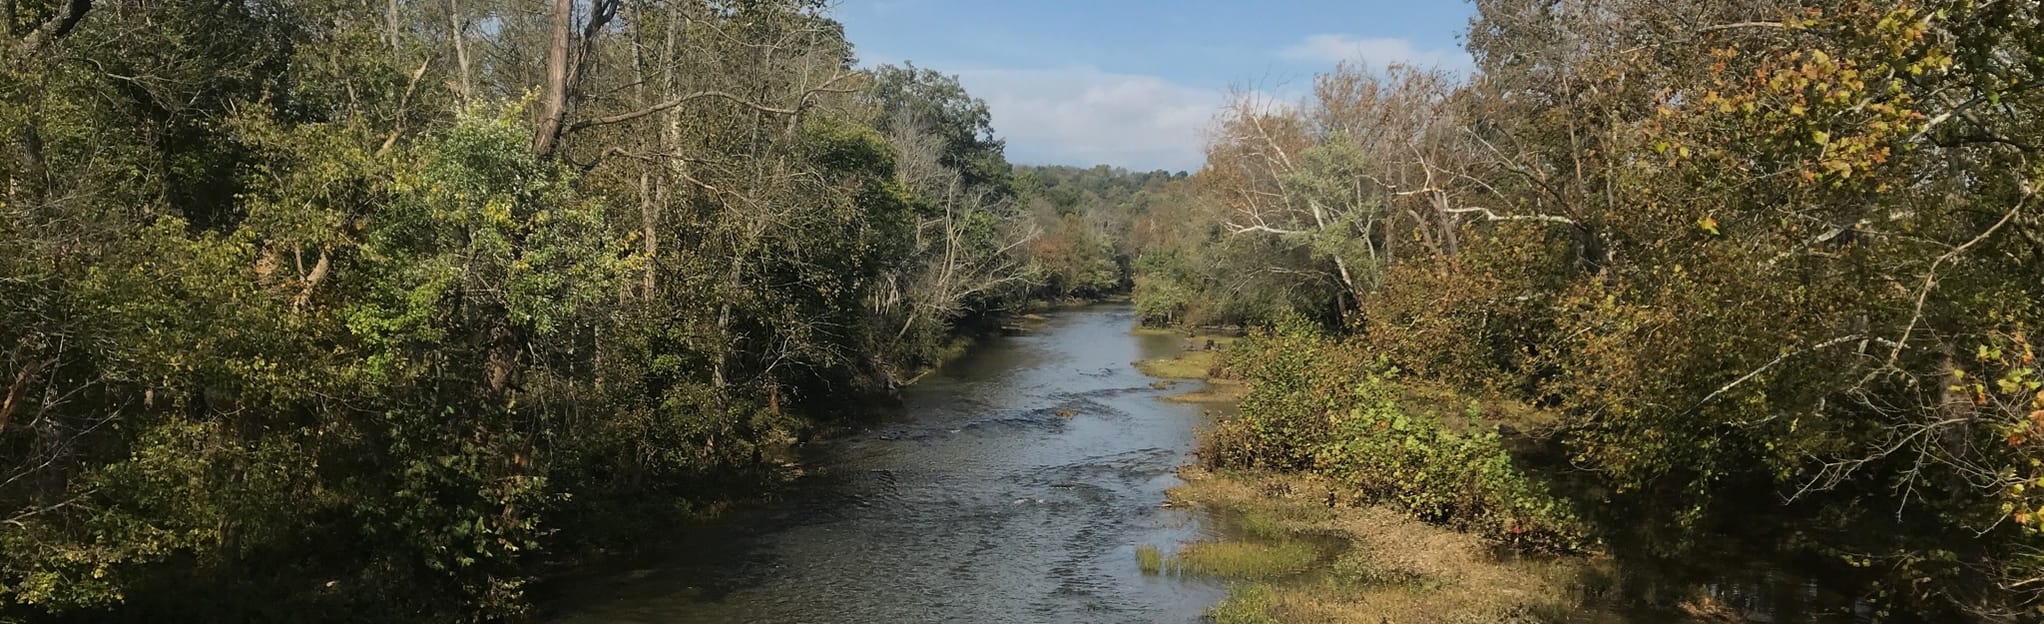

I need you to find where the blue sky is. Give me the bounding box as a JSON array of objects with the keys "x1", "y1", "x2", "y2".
[{"x1": 835, "y1": 0, "x2": 1478, "y2": 172}]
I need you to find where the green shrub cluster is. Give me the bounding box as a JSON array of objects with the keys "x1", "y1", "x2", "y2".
[
  {"x1": 1202, "y1": 319, "x2": 1587, "y2": 551},
  {"x1": 1311, "y1": 372, "x2": 1586, "y2": 551}
]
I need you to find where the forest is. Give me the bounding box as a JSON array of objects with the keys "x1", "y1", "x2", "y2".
[
  {"x1": 0, "y1": 0, "x2": 1167, "y2": 620},
  {"x1": 1132, "y1": 0, "x2": 2044, "y2": 621},
  {"x1": 4, "y1": 0, "x2": 2043, "y2": 622}
]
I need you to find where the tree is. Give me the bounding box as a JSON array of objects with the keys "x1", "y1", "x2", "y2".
[
  {"x1": 0, "y1": 0, "x2": 1047, "y2": 620},
  {"x1": 866, "y1": 62, "x2": 1011, "y2": 194},
  {"x1": 1157, "y1": 1, "x2": 2044, "y2": 618}
]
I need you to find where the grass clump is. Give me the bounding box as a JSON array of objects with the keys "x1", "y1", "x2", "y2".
[
  {"x1": 1207, "y1": 584, "x2": 1282, "y2": 624},
  {"x1": 1234, "y1": 510, "x2": 1289, "y2": 541},
  {"x1": 1165, "y1": 468, "x2": 1646, "y2": 623},
  {"x1": 1170, "y1": 540, "x2": 1317, "y2": 579},
  {"x1": 1161, "y1": 379, "x2": 1248, "y2": 404},
  {"x1": 1329, "y1": 548, "x2": 1430, "y2": 587},
  {"x1": 1133, "y1": 349, "x2": 1219, "y2": 380},
  {"x1": 1134, "y1": 544, "x2": 1164, "y2": 574},
  {"x1": 1132, "y1": 328, "x2": 1239, "y2": 381}
]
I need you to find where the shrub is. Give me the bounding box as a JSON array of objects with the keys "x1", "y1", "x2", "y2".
[
  {"x1": 1200, "y1": 315, "x2": 1365, "y2": 470},
  {"x1": 1201, "y1": 324, "x2": 1588, "y2": 551},
  {"x1": 1312, "y1": 369, "x2": 1587, "y2": 550}
]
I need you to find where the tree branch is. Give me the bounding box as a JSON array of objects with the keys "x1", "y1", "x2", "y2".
[
  {"x1": 1441, "y1": 205, "x2": 1576, "y2": 225},
  {"x1": 1913, "y1": 80, "x2": 2044, "y2": 143},
  {"x1": 1698, "y1": 21, "x2": 1786, "y2": 33},
  {"x1": 377, "y1": 57, "x2": 434, "y2": 156},
  {"x1": 0, "y1": 361, "x2": 39, "y2": 436},
  {"x1": 14, "y1": 0, "x2": 90, "y2": 61},
  {"x1": 1684, "y1": 335, "x2": 1868, "y2": 420},
  {"x1": 567, "y1": 77, "x2": 858, "y2": 133},
  {"x1": 569, "y1": 90, "x2": 794, "y2": 131},
  {"x1": 1887, "y1": 189, "x2": 2030, "y2": 365}
]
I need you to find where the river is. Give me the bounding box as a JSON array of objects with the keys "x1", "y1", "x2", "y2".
[{"x1": 545, "y1": 305, "x2": 1227, "y2": 623}]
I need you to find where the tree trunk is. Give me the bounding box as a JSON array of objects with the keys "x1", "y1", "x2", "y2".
[
  {"x1": 1306, "y1": 200, "x2": 1362, "y2": 302},
  {"x1": 0, "y1": 362, "x2": 39, "y2": 436},
  {"x1": 1432, "y1": 192, "x2": 1461, "y2": 257},
  {"x1": 531, "y1": 0, "x2": 574, "y2": 156},
  {"x1": 386, "y1": 0, "x2": 401, "y2": 61},
  {"x1": 447, "y1": 0, "x2": 471, "y2": 104},
  {"x1": 631, "y1": 8, "x2": 659, "y2": 296},
  {"x1": 639, "y1": 171, "x2": 658, "y2": 296},
  {"x1": 13, "y1": 0, "x2": 90, "y2": 62}
]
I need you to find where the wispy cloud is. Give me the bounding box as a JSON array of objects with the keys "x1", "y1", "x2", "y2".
[
  {"x1": 1277, "y1": 34, "x2": 1470, "y2": 71},
  {"x1": 953, "y1": 67, "x2": 1226, "y2": 172}
]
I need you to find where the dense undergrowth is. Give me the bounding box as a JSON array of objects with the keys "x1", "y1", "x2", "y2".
[{"x1": 1200, "y1": 319, "x2": 1588, "y2": 553}]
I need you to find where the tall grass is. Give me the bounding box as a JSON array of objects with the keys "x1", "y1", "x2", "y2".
[
  {"x1": 1169, "y1": 540, "x2": 1317, "y2": 579},
  {"x1": 1134, "y1": 544, "x2": 1164, "y2": 574}
]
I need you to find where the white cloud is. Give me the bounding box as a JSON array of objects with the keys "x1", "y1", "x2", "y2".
[
  {"x1": 952, "y1": 67, "x2": 1226, "y2": 172},
  {"x1": 1278, "y1": 34, "x2": 1470, "y2": 71}
]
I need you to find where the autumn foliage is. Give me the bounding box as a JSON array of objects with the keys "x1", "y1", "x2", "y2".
[{"x1": 1145, "y1": 1, "x2": 2044, "y2": 618}]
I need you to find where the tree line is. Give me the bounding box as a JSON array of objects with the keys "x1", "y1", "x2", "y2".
[
  {"x1": 1016, "y1": 164, "x2": 1188, "y2": 300},
  {"x1": 0, "y1": 1, "x2": 1142, "y2": 620},
  {"x1": 1136, "y1": 0, "x2": 2044, "y2": 619}
]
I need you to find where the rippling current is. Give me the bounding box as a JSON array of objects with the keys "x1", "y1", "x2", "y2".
[{"x1": 545, "y1": 305, "x2": 1226, "y2": 623}]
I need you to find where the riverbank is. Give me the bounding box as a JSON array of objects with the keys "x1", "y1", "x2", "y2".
[
  {"x1": 1132, "y1": 331, "x2": 1755, "y2": 624},
  {"x1": 1129, "y1": 326, "x2": 1249, "y2": 404},
  {"x1": 1163, "y1": 467, "x2": 1660, "y2": 624}
]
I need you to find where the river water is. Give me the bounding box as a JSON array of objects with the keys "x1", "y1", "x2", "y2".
[
  {"x1": 542, "y1": 305, "x2": 1899, "y2": 624},
  {"x1": 547, "y1": 305, "x2": 1227, "y2": 623}
]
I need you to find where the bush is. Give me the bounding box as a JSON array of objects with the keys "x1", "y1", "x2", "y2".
[
  {"x1": 1201, "y1": 322, "x2": 1588, "y2": 551},
  {"x1": 1311, "y1": 369, "x2": 1586, "y2": 551},
  {"x1": 1199, "y1": 315, "x2": 1362, "y2": 470}
]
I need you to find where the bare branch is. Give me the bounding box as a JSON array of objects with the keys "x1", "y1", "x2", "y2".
[
  {"x1": 1886, "y1": 188, "x2": 2030, "y2": 365},
  {"x1": 568, "y1": 90, "x2": 795, "y2": 131},
  {"x1": 1682, "y1": 335, "x2": 1873, "y2": 421},
  {"x1": 1697, "y1": 21, "x2": 1787, "y2": 33},
  {"x1": 1441, "y1": 205, "x2": 1576, "y2": 225},
  {"x1": 1226, "y1": 223, "x2": 1309, "y2": 236},
  {"x1": 378, "y1": 57, "x2": 434, "y2": 156}
]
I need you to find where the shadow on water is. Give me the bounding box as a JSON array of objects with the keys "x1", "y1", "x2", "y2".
[
  {"x1": 1615, "y1": 543, "x2": 1908, "y2": 623},
  {"x1": 541, "y1": 305, "x2": 1228, "y2": 624}
]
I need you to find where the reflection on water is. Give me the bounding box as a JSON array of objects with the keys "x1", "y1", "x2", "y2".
[
  {"x1": 1691, "y1": 559, "x2": 1895, "y2": 623},
  {"x1": 545, "y1": 305, "x2": 1227, "y2": 623},
  {"x1": 1705, "y1": 576, "x2": 1874, "y2": 623}
]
